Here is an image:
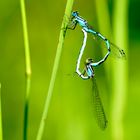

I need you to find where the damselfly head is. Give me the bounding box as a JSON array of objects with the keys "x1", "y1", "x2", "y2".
[
  {"x1": 72, "y1": 11, "x2": 79, "y2": 17},
  {"x1": 85, "y1": 58, "x2": 93, "y2": 65}
]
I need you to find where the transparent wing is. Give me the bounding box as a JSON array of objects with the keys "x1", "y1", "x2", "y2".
[
  {"x1": 109, "y1": 42, "x2": 126, "y2": 59},
  {"x1": 90, "y1": 32, "x2": 126, "y2": 59},
  {"x1": 91, "y1": 78, "x2": 108, "y2": 130}
]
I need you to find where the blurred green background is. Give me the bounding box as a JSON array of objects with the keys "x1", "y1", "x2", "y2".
[{"x1": 0, "y1": 0, "x2": 139, "y2": 140}]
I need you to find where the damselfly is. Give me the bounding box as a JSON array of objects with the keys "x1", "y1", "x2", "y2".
[
  {"x1": 84, "y1": 58, "x2": 108, "y2": 130},
  {"x1": 67, "y1": 11, "x2": 126, "y2": 130},
  {"x1": 78, "y1": 52, "x2": 108, "y2": 129},
  {"x1": 67, "y1": 11, "x2": 126, "y2": 65},
  {"x1": 74, "y1": 29, "x2": 108, "y2": 130},
  {"x1": 76, "y1": 29, "x2": 111, "y2": 79}
]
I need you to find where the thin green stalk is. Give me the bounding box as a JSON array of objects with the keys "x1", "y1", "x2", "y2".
[
  {"x1": 94, "y1": 0, "x2": 112, "y2": 80},
  {"x1": 36, "y1": 1, "x2": 74, "y2": 139},
  {"x1": 20, "y1": 0, "x2": 31, "y2": 140},
  {"x1": 0, "y1": 84, "x2": 3, "y2": 140},
  {"x1": 111, "y1": 0, "x2": 129, "y2": 140},
  {"x1": 95, "y1": 0, "x2": 111, "y2": 39}
]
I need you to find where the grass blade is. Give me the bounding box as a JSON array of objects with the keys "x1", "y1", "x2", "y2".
[
  {"x1": 36, "y1": 0, "x2": 74, "y2": 140},
  {"x1": 0, "y1": 84, "x2": 3, "y2": 140},
  {"x1": 111, "y1": 0, "x2": 129, "y2": 139},
  {"x1": 20, "y1": 0, "x2": 31, "y2": 139}
]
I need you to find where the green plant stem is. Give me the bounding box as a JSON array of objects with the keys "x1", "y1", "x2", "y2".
[
  {"x1": 94, "y1": 0, "x2": 111, "y2": 80},
  {"x1": 0, "y1": 84, "x2": 3, "y2": 140},
  {"x1": 111, "y1": 0, "x2": 129, "y2": 140},
  {"x1": 36, "y1": 1, "x2": 74, "y2": 140},
  {"x1": 20, "y1": 0, "x2": 31, "y2": 140}
]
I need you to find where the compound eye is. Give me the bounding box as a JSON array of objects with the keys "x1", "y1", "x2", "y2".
[
  {"x1": 85, "y1": 59, "x2": 89, "y2": 64},
  {"x1": 86, "y1": 58, "x2": 93, "y2": 64}
]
